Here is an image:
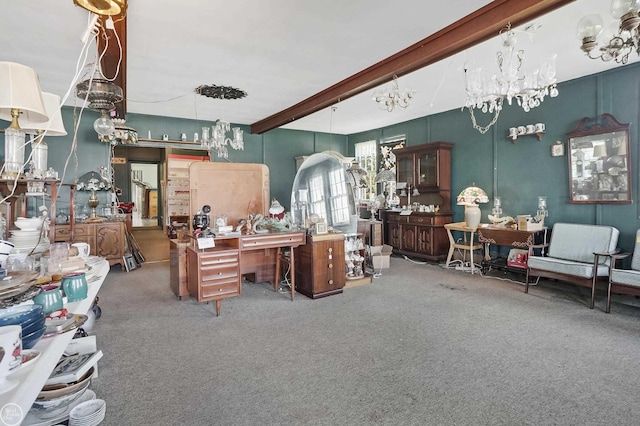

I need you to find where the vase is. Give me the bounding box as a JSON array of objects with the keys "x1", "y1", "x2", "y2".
[{"x1": 464, "y1": 204, "x2": 481, "y2": 228}]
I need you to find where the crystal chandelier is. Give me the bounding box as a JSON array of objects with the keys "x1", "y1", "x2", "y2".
[
  {"x1": 464, "y1": 24, "x2": 559, "y2": 134},
  {"x1": 201, "y1": 120, "x2": 244, "y2": 159},
  {"x1": 371, "y1": 75, "x2": 416, "y2": 112},
  {"x1": 576, "y1": 0, "x2": 640, "y2": 64}
]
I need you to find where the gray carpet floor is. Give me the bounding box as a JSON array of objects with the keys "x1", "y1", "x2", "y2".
[{"x1": 90, "y1": 256, "x2": 640, "y2": 426}]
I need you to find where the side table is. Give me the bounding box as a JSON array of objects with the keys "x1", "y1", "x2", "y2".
[
  {"x1": 476, "y1": 224, "x2": 549, "y2": 270},
  {"x1": 444, "y1": 222, "x2": 483, "y2": 274}
]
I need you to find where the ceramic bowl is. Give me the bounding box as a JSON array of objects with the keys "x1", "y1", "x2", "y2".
[
  {"x1": 22, "y1": 315, "x2": 46, "y2": 336},
  {"x1": 0, "y1": 304, "x2": 44, "y2": 326},
  {"x1": 21, "y1": 324, "x2": 46, "y2": 349},
  {"x1": 14, "y1": 217, "x2": 43, "y2": 230},
  {"x1": 38, "y1": 368, "x2": 94, "y2": 401}
]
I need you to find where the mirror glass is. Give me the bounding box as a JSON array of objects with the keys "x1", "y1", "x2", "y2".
[
  {"x1": 291, "y1": 153, "x2": 357, "y2": 233},
  {"x1": 568, "y1": 114, "x2": 631, "y2": 204}
]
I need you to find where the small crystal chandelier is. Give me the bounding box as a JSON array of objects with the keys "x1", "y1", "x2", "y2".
[
  {"x1": 371, "y1": 75, "x2": 416, "y2": 112},
  {"x1": 576, "y1": 0, "x2": 640, "y2": 64},
  {"x1": 201, "y1": 120, "x2": 244, "y2": 159},
  {"x1": 464, "y1": 24, "x2": 559, "y2": 134}
]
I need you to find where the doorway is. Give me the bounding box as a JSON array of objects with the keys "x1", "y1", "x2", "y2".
[{"x1": 130, "y1": 162, "x2": 161, "y2": 228}]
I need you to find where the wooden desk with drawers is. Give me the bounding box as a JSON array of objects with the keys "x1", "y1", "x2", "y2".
[{"x1": 185, "y1": 231, "x2": 306, "y2": 315}]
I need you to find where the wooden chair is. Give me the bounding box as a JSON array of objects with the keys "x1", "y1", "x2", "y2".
[{"x1": 607, "y1": 230, "x2": 640, "y2": 313}]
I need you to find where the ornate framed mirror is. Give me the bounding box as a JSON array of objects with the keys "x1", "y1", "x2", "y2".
[{"x1": 567, "y1": 113, "x2": 631, "y2": 204}]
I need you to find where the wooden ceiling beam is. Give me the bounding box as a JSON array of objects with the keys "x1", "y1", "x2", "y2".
[
  {"x1": 97, "y1": 14, "x2": 127, "y2": 118},
  {"x1": 250, "y1": 0, "x2": 575, "y2": 134}
]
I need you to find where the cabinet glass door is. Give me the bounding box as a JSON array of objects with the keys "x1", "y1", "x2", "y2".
[
  {"x1": 396, "y1": 154, "x2": 414, "y2": 185},
  {"x1": 418, "y1": 151, "x2": 438, "y2": 188}
]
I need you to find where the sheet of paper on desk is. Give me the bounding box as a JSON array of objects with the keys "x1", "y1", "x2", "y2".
[{"x1": 400, "y1": 210, "x2": 412, "y2": 216}]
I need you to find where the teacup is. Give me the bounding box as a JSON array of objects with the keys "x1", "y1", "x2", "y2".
[
  {"x1": 33, "y1": 286, "x2": 64, "y2": 314},
  {"x1": 535, "y1": 122, "x2": 545, "y2": 132},
  {"x1": 61, "y1": 272, "x2": 88, "y2": 302},
  {"x1": 526, "y1": 124, "x2": 535, "y2": 134},
  {"x1": 0, "y1": 325, "x2": 22, "y2": 383},
  {"x1": 71, "y1": 242, "x2": 90, "y2": 260},
  {"x1": 517, "y1": 126, "x2": 526, "y2": 135}
]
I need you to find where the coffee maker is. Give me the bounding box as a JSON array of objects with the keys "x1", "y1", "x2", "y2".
[{"x1": 192, "y1": 204, "x2": 211, "y2": 236}]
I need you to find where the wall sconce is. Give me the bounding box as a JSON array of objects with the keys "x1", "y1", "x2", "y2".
[{"x1": 508, "y1": 123, "x2": 545, "y2": 142}]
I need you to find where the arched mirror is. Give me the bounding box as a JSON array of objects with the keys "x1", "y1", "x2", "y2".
[
  {"x1": 567, "y1": 113, "x2": 631, "y2": 204},
  {"x1": 291, "y1": 153, "x2": 357, "y2": 233}
]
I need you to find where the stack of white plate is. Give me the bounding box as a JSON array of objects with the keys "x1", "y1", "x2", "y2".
[
  {"x1": 68, "y1": 399, "x2": 106, "y2": 426},
  {"x1": 8, "y1": 229, "x2": 49, "y2": 252}
]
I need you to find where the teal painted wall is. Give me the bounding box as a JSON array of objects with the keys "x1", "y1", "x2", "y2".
[
  {"x1": 3, "y1": 64, "x2": 638, "y2": 251},
  {"x1": 348, "y1": 62, "x2": 640, "y2": 253},
  {"x1": 0, "y1": 108, "x2": 348, "y2": 216}
]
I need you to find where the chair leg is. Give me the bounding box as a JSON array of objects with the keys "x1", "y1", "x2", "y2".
[
  {"x1": 606, "y1": 282, "x2": 612, "y2": 313},
  {"x1": 525, "y1": 269, "x2": 530, "y2": 293},
  {"x1": 589, "y1": 277, "x2": 596, "y2": 309}
]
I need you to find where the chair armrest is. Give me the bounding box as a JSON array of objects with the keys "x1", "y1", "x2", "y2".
[
  {"x1": 610, "y1": 252, "x2": 631, "y2": 261},
  {"x1": 593, "y1": 249, "x2": 620, "y2": 257}
]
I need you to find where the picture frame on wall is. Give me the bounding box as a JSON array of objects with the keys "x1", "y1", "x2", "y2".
[{"x1": 551, "y1": 141, "x2": 564, "y2": 157}]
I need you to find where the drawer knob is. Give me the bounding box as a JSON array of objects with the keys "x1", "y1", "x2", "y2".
[
  {"x1": 328, "y1": 279, "x2": 333, "y2": 285},
  {"x1": 328, "y1": 263, "x2": 333, "y2": 269}
]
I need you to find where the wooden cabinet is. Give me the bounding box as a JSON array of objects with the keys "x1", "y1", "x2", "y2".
[
  {"x1": 385, "y1": 212, "x2": 452, "y2": 262},
  {"x1": 55, "y1": 221, "x2": 127, "y2": 267},
  {"x1": 187, "y1": 243, "x2": 241, "y2": 315},
  {"x1": 395, "y1": 142, "x2": 453, "y2": 209},
  {"x1": 294, "y1": 233, "x2": 346, "y2": 299},
  {"x1": 170, "y1": 239, "x2": 189, "y2": 300}
]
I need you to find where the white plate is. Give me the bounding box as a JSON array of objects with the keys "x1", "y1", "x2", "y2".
[{"x1": 8, "y1": 349, "x2": 41, "y2": 375}]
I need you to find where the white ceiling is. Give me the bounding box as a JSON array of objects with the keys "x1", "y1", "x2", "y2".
[{"x1": 1, "y1": 0, "x2": 636, "y2": 135}]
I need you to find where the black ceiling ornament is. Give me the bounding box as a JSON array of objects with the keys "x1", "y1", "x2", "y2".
[{"x1": 195, "y1": 84, "x2": 247, "y2": 100}]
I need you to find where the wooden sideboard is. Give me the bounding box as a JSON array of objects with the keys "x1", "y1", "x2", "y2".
[
  {"x1": 384, "y1": 211, "x2": 452, "y2": 262},
  {"x1": 55, "y1": 221, "x2": 127, "y2": 267}
]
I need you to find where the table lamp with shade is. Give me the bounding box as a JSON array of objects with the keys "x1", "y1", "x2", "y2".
[
  {"x1": 456, "y1": 185, "x2": 489, "y2": 228},
  {"x1": 0, "y1": 62, "x2": 48, "y2": 179},
  {"x1": 20, "y1": 92, "x2": 67, "y2": 179}
]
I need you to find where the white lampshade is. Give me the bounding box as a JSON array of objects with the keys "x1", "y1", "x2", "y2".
[
  {"x1": 456, "y1": 185, "x2": 489, "y2": 205},
  {"x1": 20, "y1": 92, "x2": 67, "y2": 136},
  {"x1": 0, "y1": 62, "x2": 48, "y2": 124}
]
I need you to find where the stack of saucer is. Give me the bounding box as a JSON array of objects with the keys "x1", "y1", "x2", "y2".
[
  {"x1": 8, "y1": 229, "x2": 49, "y2": 253},
  {"x1": 68, "y1": 399, "x2": 106, "y2": 426}
]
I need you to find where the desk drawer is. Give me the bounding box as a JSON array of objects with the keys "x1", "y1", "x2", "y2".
[
  {"x1": 240, "y1": 233, "x2": 305, "y2": 249},
  {"x1": 198, "y1": 250, "x2": 238, "y2": 266},
  {"x1": 408, "y1": 215, "x2": 434, "y2": 225},
  {"x1": 200, "y1": 261, "x2": 239, "y2": 299}
]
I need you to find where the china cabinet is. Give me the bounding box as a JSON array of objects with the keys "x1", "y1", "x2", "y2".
[
  {"x1": 344, "y1": 233, "x2": 366, "y2": 280},
  {"x1": 0, "y1": 178, "x2": 61, "y2": 239},
  {"x1": 294, "y1": 233, "x2": 346, "y2": 299},
  {"x1": 395, "y1": 142, "x2": 453, "y2": 209}
]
